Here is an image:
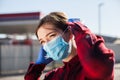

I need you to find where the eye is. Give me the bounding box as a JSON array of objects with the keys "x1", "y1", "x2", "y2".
[
  {"x1": 50, "y1": 34, "x2": 56, "y2": 37},
  {"x1": 48, "y1": 33, "x2": 57, "y2": 39},
  {"x1": 39, "y1": 40, "x2": 45, "y2": 45},
  {"x1": 41, "y1": 41, "x2": 46, "y2": 45}
]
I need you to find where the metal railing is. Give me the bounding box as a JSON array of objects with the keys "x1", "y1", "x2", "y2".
[{"x1": 0, "y1": 43, "x2": 119, "y2": 75}]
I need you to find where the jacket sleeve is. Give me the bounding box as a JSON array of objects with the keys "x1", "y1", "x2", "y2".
[
  {"x1": 24, "y1": 62, "x2": 46, "y2": 80},
  {"x1": 69, "y1": 22, "x2": 115, "y2": 79}
]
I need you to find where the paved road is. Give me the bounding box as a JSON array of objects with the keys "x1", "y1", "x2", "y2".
[
  {"x1": 0, "y1": 63, "x2": 120, "y2": 80},
  {"x1": 114, "y1": 63, "x2": 120, "y2": 80}
]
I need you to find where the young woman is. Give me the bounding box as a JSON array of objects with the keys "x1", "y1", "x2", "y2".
[{"x1": 24, "y1": 12, "x2": 114, "y2": 80}]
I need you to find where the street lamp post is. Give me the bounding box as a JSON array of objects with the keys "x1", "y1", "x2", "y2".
[{"x1": 98, "y1": 3, "x2": 104, "y2": 35}]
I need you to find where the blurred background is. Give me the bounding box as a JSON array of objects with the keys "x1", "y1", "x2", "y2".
[{"x1": 0, "y1": 0, "x2": 120, "y2": 80}]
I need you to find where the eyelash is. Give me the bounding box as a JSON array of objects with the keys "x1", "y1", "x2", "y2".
[
  {"x1": 39, "y1": 33, "x2": 57, "y2": 44},
  {"x1": 49, "y1": 34, "x2": 56, "y2": 37},
  {"x1": 39, "y1": 40, "x2": 44, "y2": 44}
]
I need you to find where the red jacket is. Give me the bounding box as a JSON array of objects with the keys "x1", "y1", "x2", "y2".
[{"x1": 24, "y1": 22, "x2": 114, "y2": 80}]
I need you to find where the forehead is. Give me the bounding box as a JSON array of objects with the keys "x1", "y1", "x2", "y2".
[{"x1": 37, "y1": 24, "x2": 62, "y2": 38}]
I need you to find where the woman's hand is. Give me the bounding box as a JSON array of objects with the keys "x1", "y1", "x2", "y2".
[{"x1": 35, "y1": 46, "x2": 53, "y2": 64}]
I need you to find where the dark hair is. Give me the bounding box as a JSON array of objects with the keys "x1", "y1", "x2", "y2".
[{"x1": 35, "y1": 12, "x2": 68, "y2": 37}]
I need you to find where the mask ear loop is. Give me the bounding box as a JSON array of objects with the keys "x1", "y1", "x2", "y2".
[
  {"x1": 61, "y1": 26, "x2": 71, "y2": 36},
  {"x1": 62, "y1": 26, "x2": 72, "y2": 54}
]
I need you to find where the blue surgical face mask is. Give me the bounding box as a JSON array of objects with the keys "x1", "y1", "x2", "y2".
[{"x1": 43, "y1": 35, "x2": 72, "y2": 61}]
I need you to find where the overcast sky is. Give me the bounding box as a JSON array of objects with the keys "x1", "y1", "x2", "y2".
[{"x1": 0, "y1": 0, "x2": 120, "y2": 38}]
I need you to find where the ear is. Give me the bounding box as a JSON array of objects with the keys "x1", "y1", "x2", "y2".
[
  {"x1": 68, "y1": 28, "x2": 74, "y2": 39},
  {"x1": 66, "y1": 29, "x2": 74, "y2": 41}
]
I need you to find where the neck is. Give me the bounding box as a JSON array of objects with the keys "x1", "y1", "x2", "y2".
[{"x1": 62, "y1": 44, "x2": 77, "y2": 62}]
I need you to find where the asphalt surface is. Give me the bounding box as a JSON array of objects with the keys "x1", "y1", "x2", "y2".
[{"x1": 0, "y1": 63, "x2": 120, "y2": 80}]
